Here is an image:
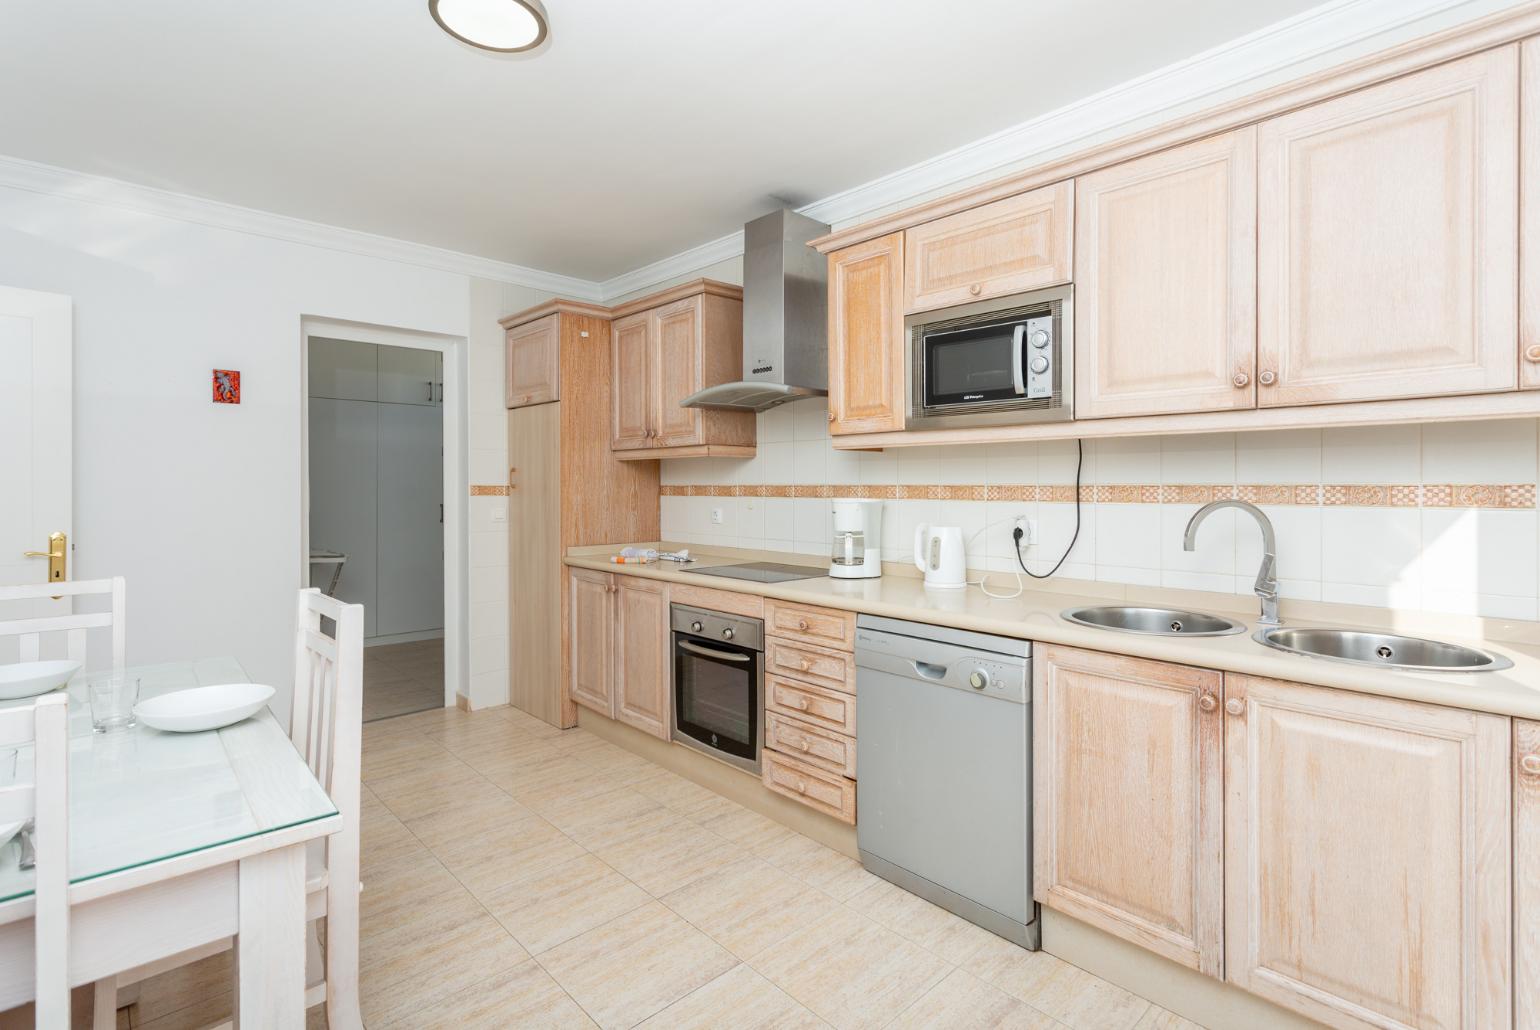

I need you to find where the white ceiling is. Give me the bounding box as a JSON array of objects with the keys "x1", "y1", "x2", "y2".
[{"x1": 0, "y1": 0, "x2": 1325, "y2": 281}]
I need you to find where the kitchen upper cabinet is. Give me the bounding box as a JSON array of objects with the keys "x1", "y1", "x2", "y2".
[
  {"x1": 567, "y1": 568, "x2": 615, "y2": 715},
  {"x1": 1516, "y1": 719, "x2": 1540, "y2": 1028},
  {"x1": 611, "y1": 312, "x2": 653, "y2": 450},
  {"x1": 1522, "y1": 39, "x2": 1540, "y2": 390},
  {"x1": 1033, "y1": 646, "x2": 1224, "y2": 977},
  {"x1": 903, "y1": 181, "x2": 1072, "y2": 313},
  {"x1": 1075, "y1": 129, "x2": 1258, "y2": 419},
  {"x1": 1256, "y1": 47, "x2": 1519, "y2": 408},
  {"x1": 505, "y1": 313, "x2": 559, "y2": 408},
  {"x1": 828, "y1": 232, "x2": 906, "y2": 436},
  {"x1": 1224, "y1": 674, "x2": 1510, "y2": 1029},
  {"x1": 378, "y1": 344, "x2": 442, "y2": 406},
  {"x1": 608, "y1": 280, "x2": 754, "y2": 458},
  {"x1": 613, "y1": 577, "x2": 670, "y2": 739}
]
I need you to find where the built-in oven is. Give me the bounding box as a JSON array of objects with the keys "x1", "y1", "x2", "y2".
[
  {"x1": 671, "y1": 604, "x2": 764, "y2": 774},
  {"x1": 907, "y1": 284, "x2": 1073, "y2": 429}
]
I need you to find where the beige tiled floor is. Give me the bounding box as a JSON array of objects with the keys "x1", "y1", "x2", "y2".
[
  {"x1": 55, "y1": 704, "x2": 1204, "y2": 1029},
  {"x1": 362, "y1": 638, "x2": 444, "y2": 723}
]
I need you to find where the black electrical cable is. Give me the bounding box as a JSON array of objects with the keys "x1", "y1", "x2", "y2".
[{"x1": 1016, "y1": 438, "x2": 1082, "y2": 579}]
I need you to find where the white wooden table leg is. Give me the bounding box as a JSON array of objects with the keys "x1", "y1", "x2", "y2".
[
  {"x1": 92, "y1": 977, "x2": 118, "y2": 1030},
  {"x1": 234, "y1": 844, "x2": 307, "y2": 1029}
]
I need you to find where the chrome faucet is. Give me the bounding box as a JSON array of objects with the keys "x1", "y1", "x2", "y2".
[{"x1": 1183, "y1": 499, "x2": 1279, "y2": 626}]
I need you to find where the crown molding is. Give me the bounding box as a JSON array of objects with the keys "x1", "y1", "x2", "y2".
[
  {"x1": 0, "y1": 153, "x2": 605, "y2": 301},
  {"x1": 597, "y1": 229, "x2": 745, "y2": 302}
]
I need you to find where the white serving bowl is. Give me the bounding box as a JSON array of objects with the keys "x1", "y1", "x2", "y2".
[
  {"x1": 134, "y1": 683, "x2": 276, "y2": 733},
  {"x1": 0, "y1": 659, "x2": 81, "y2": 701}
]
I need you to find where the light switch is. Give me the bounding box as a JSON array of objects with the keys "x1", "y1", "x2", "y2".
[
  {"x1": 491, "y1": 507, "x2": 507, "y2": 523},
  {"x1": 710, "y1": 507, "x2": 724, "y2": 525}
]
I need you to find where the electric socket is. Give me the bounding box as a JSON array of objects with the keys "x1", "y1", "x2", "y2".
[
  {"x1": 1014, "y1": 516, "x2": 1038, "y2": 546},
  {"x1": 710, "y1": 507, "x2": 724, "y2": 525}
]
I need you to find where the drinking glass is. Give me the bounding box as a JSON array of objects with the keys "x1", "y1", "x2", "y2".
[{"x1": 89, "y1": 675, "x2": 139, "y2": 732}]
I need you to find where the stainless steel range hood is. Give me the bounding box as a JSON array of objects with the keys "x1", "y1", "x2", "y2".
[{"x1": 681, "y1": 208, "x2": 830, "y2": 412}]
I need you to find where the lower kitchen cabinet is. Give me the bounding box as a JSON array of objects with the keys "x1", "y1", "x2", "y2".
[
  {"x1": 567, "y1": 568, "x2": 672, "y2": 740},
  {"x1": 1032, "y1": 645, "x2": 1224, "y2": 976},
  {"x1": 1223, "y1": 673, "x2": 1511, "y2": 1030},
  {"x1": 567, "y1": 568, "x2": 615, "y2": 715},
  {"x1": 1516, "y1": 719, "x2": 1540, "y2": 1027}
]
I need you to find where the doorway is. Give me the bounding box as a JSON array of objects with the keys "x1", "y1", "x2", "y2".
[{"x1": 301, "y1": 320, "x2": 465, "y2": 722}]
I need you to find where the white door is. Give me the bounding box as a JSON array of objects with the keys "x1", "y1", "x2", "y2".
[
  {"x1": 307, "y1": 397, "x2": 380, "y2": 637},
  {"x1": 375, "y1": 401, "x2": 444, "y2": 637},
  {"x1": 0, "y1": 287, "x2": 72, "y2": 661},
  {"x1": 377, "y1": 344, "x2": 442, "y2": 406}
]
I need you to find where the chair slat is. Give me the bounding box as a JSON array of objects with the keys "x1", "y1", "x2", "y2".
[{"x1": 304, "y1": 629, "x2": 338, "y2": 662}]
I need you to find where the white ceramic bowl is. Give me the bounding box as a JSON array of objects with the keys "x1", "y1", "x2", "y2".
[
  {"x1": 0, "y1": 659, "x2": 81, "y2": 701},
  {"x1": 134, "y1": 683, "x2": 275, "y2": 733}
]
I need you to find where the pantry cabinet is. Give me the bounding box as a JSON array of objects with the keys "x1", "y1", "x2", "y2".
[
  {"x1": 827, "y1": 232, "x2": 906, "y2": 436},
  {"x1": 505, "y1": 312, "x2": 560, "y2": 408},
  {"x1": 1032, "y1": 646, "x2": 1224, "y2": 976},
  {"x1": 1074, "y1": 129, "x2": 1257, "y2": 419},
  {"x1": 607, "y1": 280, "x2": 755, "y2": 459},
  {"x1": 614, "y1": 577, "x2": 670, "y2": 738},
  {"x1": 1223, "y1": 673, "x2": 1511, "y2": 1030},
  {"x1": 567, "y1": 568, "x2": 615, "y2": 715},
  {"x1": 1256, "y1": 47, "x2": 1519, "y2": 408},
  {"x1": 1513, "y1": 719, "x2": 1540, "y2": 1027},
  {"x1": 1523, "y1": 39, "x2": 1540, "y2": 390}
]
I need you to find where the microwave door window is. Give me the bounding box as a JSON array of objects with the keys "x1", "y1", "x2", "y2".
[{"x1": 926, "y1": 322, "x2": 1025, "y2": 407}]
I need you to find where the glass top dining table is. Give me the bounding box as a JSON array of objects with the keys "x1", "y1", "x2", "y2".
[{"x1": 0, "y1": 657, "x2": 336, "y2": 904}]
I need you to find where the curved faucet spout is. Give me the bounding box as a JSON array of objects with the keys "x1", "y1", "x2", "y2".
[{"x1": 1183, "y1": 499, "x2": 1279, "y2": 625}]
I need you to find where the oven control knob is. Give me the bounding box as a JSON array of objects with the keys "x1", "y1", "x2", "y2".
[
  {"x1": 1029, "y1": 356, "x2": 1049, "y2": 374},
  {"x1": 1030, "y1": 330, "x2": 1050, "y2": 349},
  {"x1": 969, "y1": 669, "x2": 990, "y2": 691},
  {"x1": 690, "y1": 620, "x2": 703, "y2": 633},
  {"x1": 722, "y1": 628, "x2": 735, "y2": 641}
]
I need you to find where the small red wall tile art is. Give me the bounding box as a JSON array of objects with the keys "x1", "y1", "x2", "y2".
[{"x1": 212, "y1": 369, "x2": 241, "y2": 404}]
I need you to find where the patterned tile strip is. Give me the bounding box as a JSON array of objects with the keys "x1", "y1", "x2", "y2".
[
  {"x1": 469, "y1": 484, "x2": 509, "y2": 496},
  {"x1": 655, "y1": 483, "x2": 1537, "y2": 510}
]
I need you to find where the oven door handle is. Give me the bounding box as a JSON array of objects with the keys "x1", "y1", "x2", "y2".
[
  {"x1": 1011, "y1": 324, "x2": 1026, "y2": 395},
  {"x1": 679, "y1": 639, "x2": 752, "y2": 663}
]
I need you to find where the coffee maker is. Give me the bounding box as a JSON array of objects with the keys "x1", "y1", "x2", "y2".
[{"x1": 830, "y1": 499, "x2": 884, "y2": 579}]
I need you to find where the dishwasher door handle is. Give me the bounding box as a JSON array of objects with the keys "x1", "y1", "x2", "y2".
[{"x1": 911, "y1": 660, "x2": 949, "y2": 680}]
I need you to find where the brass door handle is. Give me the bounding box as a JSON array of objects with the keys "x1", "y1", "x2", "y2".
[
  {"x1": 24, "y1": 531, "x2": 67, "y2": 591},
  {"x1": 23, "y1": 550, "x2": 62, "y2": 559}
]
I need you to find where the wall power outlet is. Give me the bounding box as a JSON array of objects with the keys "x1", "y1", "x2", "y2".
[{"x1": 1014, "y1": 516, "x2": 1038, "y2": 546}]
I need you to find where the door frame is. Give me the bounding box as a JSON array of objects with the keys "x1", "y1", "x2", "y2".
[{"x1": 299, "y1": 316, "x2": 467, "y2": 711}]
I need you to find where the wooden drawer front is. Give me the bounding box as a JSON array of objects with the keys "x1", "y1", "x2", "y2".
[
  {"x1": 767, "y1": 637, "x2": 853, "y2": 693},
  {"x1": 766, "y1": 675, "x2": 856, "y2": 736},
  {"x1": 763, "y1": 749, "x2": 856, "y2": 825},
  {"x1": 667, "y1": 582, "x2": 764, "y2": 619},
  {"x1": 764, "y1": 598, "x2": 855, "y2": 651},
  {"x1": 904, "y1": 180, "x2": 1073, "y2": 313},
  {"x1": 766, "y1": 711, "x2": 856, "y2": 778}
]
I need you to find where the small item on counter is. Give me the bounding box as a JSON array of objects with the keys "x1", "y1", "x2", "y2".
[
  {"x1": 610, "y1": 554, "x2": 655, "y2": 564},
  {"x1": 657, "y1": 549, "x2": 693, "y2": 563},
  {"x1": 612, "y1": 547, "x2": 694, "y2": 564}
]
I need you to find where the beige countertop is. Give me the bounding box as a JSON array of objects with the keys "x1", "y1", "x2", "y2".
[{"x1": 566, "y1": 544, "x2": 1540, "y2": 721}]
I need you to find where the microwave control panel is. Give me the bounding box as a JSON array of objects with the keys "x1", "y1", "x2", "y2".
[{"x1": 1023, "y1": 314, "x2": 1054, "y2": 400}]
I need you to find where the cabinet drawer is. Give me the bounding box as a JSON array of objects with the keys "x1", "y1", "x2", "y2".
[
  {"x1": 764, "y1": 598, "x2": 855, "y2": 651},
  {"x1": 765, "y1": 675, "x2": 856, "y2": 736},
  {"x1": 766, "y1": 637, "x2": 854, "y2": 694},
  {"x1": 667, "y1": 583, "x2": 764, "y2": 619},
  {"x1": 762, "y1": 749, "x2": 856, "y2": 824},
  {"x1": 766, "y1": 711, "x2": 856, "y2": 778}
]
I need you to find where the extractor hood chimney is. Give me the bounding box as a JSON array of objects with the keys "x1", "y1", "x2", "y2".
[{"x1": 680, "y1": 208, "x2": 830, "y2": 412}]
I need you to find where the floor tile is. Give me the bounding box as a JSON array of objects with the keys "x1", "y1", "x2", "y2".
[
  {"x1": 971, "y1": 936, "x2": 1151, "y2": 1030},
  {"x1": 479, "y1": 850, "x2": 651, "y2": 954},
  {"x1": 889, "y1": 968, "x2": 1063, "y2": 1029},
  {"x1": 632, "y1": 767, "x2": 730, "y2": 816},
  {"x1": 755, "y1": 830, "x2": 878, "y2": 901},
  {"x1": 638, "y1": 963, "x2": 827, "y2": 1029},
  {"x1": 359, "y1": 910, "x2": 530, "y2": 1026},
  {"x1": 1132, "y1": 1006, "x2": 1206, "y2": 1030},
  {"x1": 538, "y1": 901, "x2": 738, "y2": 1030},
  {"x1": 589, "y1": 811, "x2": 743, "y2": 897},
  {"x1": 661, "y1": 856, "x2": 842, "y2": 960},
  {"x1": 374, "y1": 959, "x2": 597, "y2": 1029},
  {"x1": 845, "y1": 876, "x2": 999, "y2": 964}
]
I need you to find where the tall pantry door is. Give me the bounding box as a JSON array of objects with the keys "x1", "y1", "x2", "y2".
[
  {"x1": 376, "y1": 401, "x2": 444, "y2": 637},
  {"x1": 507, "y1": 403, "x2": 562, "y2": 725}
]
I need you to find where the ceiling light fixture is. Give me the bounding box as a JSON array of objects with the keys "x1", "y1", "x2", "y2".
[{"x1": 429, "y1": 0, "x2": 548, "y2": 53}]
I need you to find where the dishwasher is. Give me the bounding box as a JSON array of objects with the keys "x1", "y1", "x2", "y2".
[{"x1": 855, "y1": 614, "x2": 1038, "y2": 949}]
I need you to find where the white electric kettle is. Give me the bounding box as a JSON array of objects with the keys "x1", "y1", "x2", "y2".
[{"x1": 913, "y1": 524, "x2": 967, "y2": 590}]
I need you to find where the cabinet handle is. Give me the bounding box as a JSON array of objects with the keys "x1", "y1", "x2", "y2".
[
  {"x1": 1224, "y1": 698, "x2": 1244, "y2": 716},
  {"x1": 1526, "y1": 345, "x2": 1540, "y2": 364},
  {"x1": 426, "y1": 380, "x2": 434, "y2": 402},
  {"x1": 1198, "y1": 694, "x2": 1217, "y2": 713},
  {"x1": 969, "y1": 283, "x2": 982, "y2": 296},
  {"x1": 1521, "y1": 754, "x2": 1540, "y2": 776},
  {"x1": 795, "y1": 778, "x2": 808, "y2": 794},
  {"x1": 797, "y1": 618, "x2": 810, "y2": 631},
  {"x1": 827, "y1": 411, "x2": 835, "y2": 422},
  {"x1": 799, "y1": 658, "x2": 812, "y2": 671},
  {"x1": 1232, "y1": 372, "x2": 1250, "y2": 389},
  {"x1": 1259, "y1": 370, "x2": 1277, "y2": 386},
  {"x1": 797, "y1": 738, "x2": 811, "y2": 752},
  {"x1": 794, "y1": 697, "x2": 809, "y2": 711}
]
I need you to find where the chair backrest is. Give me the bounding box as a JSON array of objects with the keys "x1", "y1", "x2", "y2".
[
  {"x1": 291, "y1": 589, "x2": 363, "y2": 863},
  {"x1": 0, "y1": 693, "x2": 70, "y2": 1026},
  {"x1": 0, "y1": 577, "x2": 126, "y2": 674}
]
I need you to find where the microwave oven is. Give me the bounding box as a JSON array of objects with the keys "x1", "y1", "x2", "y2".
[{"x1": 906, "y1": 284, "x2": 1072, "y2": 429}]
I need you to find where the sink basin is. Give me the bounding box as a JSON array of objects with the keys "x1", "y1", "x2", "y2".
[
  {"x1": 1061, "y1": 606, "x2": 1245, "y2": 637},
  {"x1": 1254, "y1": 627, "x2": 1513, "y2": 672}
]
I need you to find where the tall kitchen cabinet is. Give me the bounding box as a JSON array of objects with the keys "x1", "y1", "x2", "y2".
[
  {"x1": 500, "y1": 300, "x2": 660, "y2": 728},
  {"x1": 608, "y1": 279, "x2": 755, "y2": 459}
]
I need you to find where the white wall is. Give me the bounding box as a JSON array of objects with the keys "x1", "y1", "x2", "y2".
[{"x1": 0, "y1": 183, "x2": 531, "y2": 720}]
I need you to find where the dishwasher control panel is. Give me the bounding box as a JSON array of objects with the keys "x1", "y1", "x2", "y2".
[{"x1": 854, "y1": 626, "x2": 1028, "y2": 705}]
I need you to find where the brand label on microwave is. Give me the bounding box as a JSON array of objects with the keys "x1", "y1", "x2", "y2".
[{"x1": 963, "y1": 393, "x2": 985, "y2": 400}]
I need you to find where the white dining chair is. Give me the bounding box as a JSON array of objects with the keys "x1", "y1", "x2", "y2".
[
  {"x1": 94, "y1": 588, "x2": 364, "y2": 1030},
  {"x1": 0, "y1": 693, "x2": 70, "y2": 1028},
  {"x1": 0, "y1": 577, "x2": 126, "y2": 674}
]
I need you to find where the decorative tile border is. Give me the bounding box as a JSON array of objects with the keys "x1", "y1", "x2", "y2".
[
  {"x1": 659, "y1": 483, "x2": 1537, "y2": 510},
  {"x1": 469, "y1": 484, "x2": 509, "y2": 496}
]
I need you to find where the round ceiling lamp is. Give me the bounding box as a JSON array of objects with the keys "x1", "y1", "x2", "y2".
[{"x1": 429, "y1": 0, "x2": 548, "y2": 53}]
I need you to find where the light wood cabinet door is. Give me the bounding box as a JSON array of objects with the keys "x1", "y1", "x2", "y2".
[
  {"x1": 1032, "y1": 646, "x2": 1224, "y2": 977},
  {"x1": 1256, "y1": 47, "x2": 1519, "y2": 408},
  {"x1": 508, "y1": 404, "x2": 561, "y2": 724},
  {"x1": 904, "y1": 181, "x2": 1072, "y2": 313},
  {"x1": 1224, "y1": 674, "x2": 1510, "y2": 1029},
  {"x1": 828, "y1": 232, "x2": 906, "y2": 436},
  {"x1": 567, "y1": 568, "x2": 614, "y2": 715},
  {"x1": 1522, "y1": 40, "x2": 1540, "y2": 389},
  {"x1": 1515, "y1": 719, "x2": 1540, "y2": 1027},
  {"x1": 653, "y1": 297, "x2": 704, "y2": 447},
  {"x1": 614, "y1": 577, "x2": 670, "y2": 739},
  {"x1": 611, "y1": 312, "x2": 653, "y2": 449},
  {"x1": 1075, "y1": 129, "x2": 1258, "y2": 419},
  {"x1": 505, "y1": 313, "x2": 559, "y2": 408}
]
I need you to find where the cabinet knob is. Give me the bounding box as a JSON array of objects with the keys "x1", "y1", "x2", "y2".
[
  {"x1": 799, "y1": 658, "x2": 812, "y2": 671},
  {"x1": 969, "y1": 283, "x2": 983, "y2": 296},
  {"x1": 1198, "y1": 694, "x2": 1217, "y2": 713},
  {"x1": 797, "y1": 618, "x2": 810, "y2": 631},
  {"x1": 1526, "y1": 345, "x2": 1540, "y2": 363},
  {"x1": 795, "y1": 778, "x2": 808, "y2": 794},
  {"x1": 826, "y1": 411, "x2": 835, "y2": 422},
  {"x1": 1224, "y1": 698, "x2": 1244, "y2": 716},
  {"x1": 1521, "y1": 753, "x2": 1540, "y2": 776},
  {"x1": 1232, "y1": 372, "x2": 1250, "y2": 389},
  {"x1": 1259, "y1": 370, "x2": 1277, "y2": 386},
  {"x1": 797, "y1": 738, "x2": 811, "y2": 752},
  {"x1": 794, "y1": 698, "x2": 809, "y2": 710}
]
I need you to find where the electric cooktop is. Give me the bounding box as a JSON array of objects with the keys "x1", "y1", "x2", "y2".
[{"x1": 680, "y1": 562, "x2": 827, "y2": 583}]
